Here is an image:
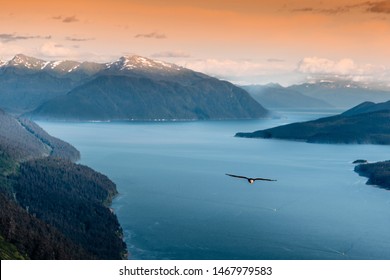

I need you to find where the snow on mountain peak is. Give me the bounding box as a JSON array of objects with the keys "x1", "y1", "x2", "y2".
[
  {"x1": 44, "y1": 60, "x2": 81, "y2": 72},
  {"x1": 8, "y1": 54, "x2": 47, "y2": 69},
  {"x1": 108, "y1": 55, "x2": 182, "y2": 72},
  {"x1": 4, "y1": 54, "x2": 83, "y2": 73},
  {"x1": 2, "y1": 53, "x2": 184, "y2": 75}
]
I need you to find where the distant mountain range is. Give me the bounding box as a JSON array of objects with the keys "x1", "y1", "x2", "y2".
[
  {"x1": 242, "y1": 84, "x2": 332, "y2": 109},
  {"x1": 288, "y1": 81, "x2": 390, "y2": 108},
  {"x1": 0, "y1": 54, "x2": 268, "y2": 120},
  {"x1": 236, "y1": 100, "x2": 390, "y2": 145},
  {"x1": 242, "y1": 81, "x2": 390, "y2": 109},
  {"x1": 2, "y1": 54, "x2": 390, "y2": 119}
]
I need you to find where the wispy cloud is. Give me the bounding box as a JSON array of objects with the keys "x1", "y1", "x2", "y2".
[
  {"x1": 291, "y1": 8, "x2": 314, "y2": 12},
  {"x1": 151, "y1": 50, "x2": 190, "y2": 58},
  {"x1": 65, "y1": 36, "x2": 95, "y2": 42},
  {"x1": 291, "y1": 5, "x2": 352, "y2": 14},
  {"x1": 367, "y1": 1, "x2": 390, "y2": 14},
  {"x1": 62, "y1": 16, "x2": 79, "y2": 23},
  {"x1": 0, "y1": 33, "x2": 51, "y2": 43},
  {"x1": 134, "y1": 32, "x2": 166, "y2": 39},
  {"x1": 52, "y1": 15, "x2": 79, "y2": 23},
  {"x1": 291, "y1": 1, "x2": 390, "y2": 15}
]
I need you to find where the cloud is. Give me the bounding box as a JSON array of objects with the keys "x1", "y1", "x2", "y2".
[
  {"x1": 297, "y1": 56, "x2": 390, "y2": 85},
  {"x1": 367, "y1": 1, "x2": 390, "y2": 14},
  {"x1": 291, "y1": 8, "x2": 314, "y2": 12},
  {"x1": 65, "y1": 36, "x2": 95, "y2": 42},
  {"x1": 291, "y1": 1, "x2": 390, "y2": 15},
  {"x1": 151, "y1": 50, "x2": 190, "y2": 58},
  {"x1": 0, "y1": 33, "x2": 51, "y2": 43},
  {"x1": 134, "y1": 32, "x2": 166, "y2": 39},
  {"x1": 0, "y1": 42, "x2": 27, "y2": 58},
  {"x1": 179, "y1": 58, "x2": 296, "y2": 85},
  {"x1": 39, "y1": 42, "x2": 75, "y2": 57},
  {"x1": 291, "y1": 5, "x2": 349, "y2": 14},
  {"x1": 52, "y1": 15, "x2": 79, "y2": 23},
  {"x1": 298, "y1": 57, "x2": 356, "y2": 75},
  {"x1": 62, "y1": 16, "x2": 79, "y2": 23}
]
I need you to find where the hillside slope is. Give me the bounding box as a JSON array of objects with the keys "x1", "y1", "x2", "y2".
[
  {"x1": 0, "y1": 109, "x2": 79, "y2": 161},
  {"x1": 0, "y1": 111, "x2": 126, "y2": 259},
  {"x1": 30, "y1": 75, "x2": 268, "y2": 121}
]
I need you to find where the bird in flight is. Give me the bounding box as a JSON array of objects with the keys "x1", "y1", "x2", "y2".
[{"x1": 226, "y1": 173, "x2": 277, "y2": 184}]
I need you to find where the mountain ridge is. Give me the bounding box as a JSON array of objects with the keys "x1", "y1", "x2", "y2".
[
  {"x1": 1, "y1": 54, "x2": 268, "y2": 120},
  {"x1": 242, "y1": 84, "x2": 332, "y2": 109},
  {"x1": 29, "y1": 74, "x2": 268, "y2": 121}
]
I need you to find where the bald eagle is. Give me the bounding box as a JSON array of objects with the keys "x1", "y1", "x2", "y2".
[{"x1": 226, "y1": 173, "x2": 276, "y2": 184}]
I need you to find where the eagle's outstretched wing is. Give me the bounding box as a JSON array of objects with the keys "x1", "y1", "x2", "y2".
[
  {"x1": 253, "y1": 177, "x2": 277, "y2": 182},
  {"x1": 225, "y1": 173, "x2": 249, "y2": 179}
]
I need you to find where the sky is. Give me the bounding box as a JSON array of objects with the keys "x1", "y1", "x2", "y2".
[{"x1": 1, "y1": 0, "x2": 390, "y2": 86}]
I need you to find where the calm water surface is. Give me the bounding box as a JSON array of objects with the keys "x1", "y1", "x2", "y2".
[{"x1": 38, "y1": 109, "x2": 390, "y2": 260}]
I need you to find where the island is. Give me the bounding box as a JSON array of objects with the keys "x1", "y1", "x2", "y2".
[{"x1": 235, "y1": 101, "x2": 390, "y2": 145}]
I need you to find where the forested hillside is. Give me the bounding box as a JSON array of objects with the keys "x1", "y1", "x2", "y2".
[
  {"x1": 0, "y1": 110, "x2": 126, "y2": 259},
  {"x1": 0, "y1": 109, "x2": 79, "y2": 161}
]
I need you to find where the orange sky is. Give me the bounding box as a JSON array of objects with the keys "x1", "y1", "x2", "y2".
[{"x1": 1, "y1": 0, "x2": 390, "y2": 85}]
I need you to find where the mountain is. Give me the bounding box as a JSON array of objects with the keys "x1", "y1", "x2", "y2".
[
  {"x1": 242, "y1": 84, "x2": 332, "y2": 109},
  {"x1": 0, "y1": 110, "x2": 126, "y2": 259},
  {"x1": 0, "y1": 54, "x2": 104, "y2": 114},
  {"x1": 289, "y1": 81, "x2": 390, "y2": 108},
  {"x1": 105, "y1": 55, "x2": 184, "y2": 75},
  {"x1": 1, "y1": 54, "x2": 267, "y2": 119},
  {"x1": 341, "y1": 100, "x2": 390, "y2": 116},
  {"x1": 236, "y1": 101, "x2": 390, "y2": 145},
  {"x1": 102, "y1": 55, "x2": 212, "y2": 85},
  {"x1": 29, "y1": 75, "x2": 268, "y2": 121},
  {"x1": 3, "y1": 54, "x2": 104, "y2": 77},
  {"x1": 28, "y1": 67, "x2": 268, "y2": 121}
]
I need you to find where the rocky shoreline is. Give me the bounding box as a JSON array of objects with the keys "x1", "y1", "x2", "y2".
[{"x1": 354, "y1": 160, "x2": 390, "y2": 190}]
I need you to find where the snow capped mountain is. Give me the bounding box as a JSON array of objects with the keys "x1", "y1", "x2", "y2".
[
  {"x1": 1, "y1": 54, "x2": 184, "y2": 76},
  {"x1": 107, "y1": 55, "x2": 183, "y2": 72},
  {"x1": 7, "y1": 54, "x2": 47, "y2": 70},
  {"x1": 2, "y1": 54, "x2": 81, "y2": 73}
]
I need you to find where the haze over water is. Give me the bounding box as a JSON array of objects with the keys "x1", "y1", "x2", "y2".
[{"x1": 39, "y1": 109, "x2": 390, "y2": 260}]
